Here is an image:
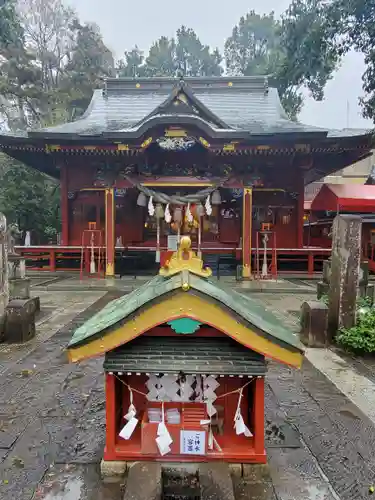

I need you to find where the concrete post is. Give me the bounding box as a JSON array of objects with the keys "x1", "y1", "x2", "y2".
[
  {"x1": 0, "y1": 213, "x2": 9, "y2": 338},
  {"x1": 328, "y1": 214, "x2": 362, "y2": 341}
]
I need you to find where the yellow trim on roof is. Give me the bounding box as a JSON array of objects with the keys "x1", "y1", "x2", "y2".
[{"x1": 67, "y1": 293, "x2": 303, "y2": 368}]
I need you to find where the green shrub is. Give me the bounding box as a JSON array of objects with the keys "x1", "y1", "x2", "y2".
[{"x1": 337, "y1": 306, "x2": 375, "y2": 353}]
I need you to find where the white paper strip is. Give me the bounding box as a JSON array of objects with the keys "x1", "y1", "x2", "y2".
[{"x1": 119, "y1": 417, "x2": 138, "y2": 440}]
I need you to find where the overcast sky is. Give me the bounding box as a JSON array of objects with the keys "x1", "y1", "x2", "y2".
[{"x1": 69, "y1": 0, "x2": 371, "y2": 131}]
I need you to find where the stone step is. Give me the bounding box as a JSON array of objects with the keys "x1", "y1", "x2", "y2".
[
  {"x1": 199, "y1": 463, "x2": 235, "y2": 500},
  {"x1": 123, "y1": 462, "x2": 162, "y2": 500}
]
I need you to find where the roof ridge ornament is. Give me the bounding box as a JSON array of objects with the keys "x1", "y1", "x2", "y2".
[{"x1": 159, "y1": 236, "x2": 212, "y2": 278}]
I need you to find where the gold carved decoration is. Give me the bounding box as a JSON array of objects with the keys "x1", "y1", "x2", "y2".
[
  {"x1": 159, "y1": 236, "x2": 212, "y2": 278},
  {"x1": 45, "y1": 144, "x2": 61, "y2": 153},
  {"x1": 165, "y1": 128, "x2": 187, "y2": 138},
  {"x1": 141, "y1": 137, "x2": 153, "y2": 148},
  {"x1": 199, "y1": 137, "x2": 210, "y2": 148}
]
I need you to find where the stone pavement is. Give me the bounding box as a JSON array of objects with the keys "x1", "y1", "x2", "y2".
[{"x1": 0, "y1": 278, "x2": 374, "y2": 499}]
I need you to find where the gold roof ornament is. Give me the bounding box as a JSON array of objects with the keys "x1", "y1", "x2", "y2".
[{"x1": 159, "y1": 235, "x2": 212, "y2": 278}]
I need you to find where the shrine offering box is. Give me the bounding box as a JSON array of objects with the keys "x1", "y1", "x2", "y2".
[{"x1": 141, "y1": 402, "x2": 207, "y2": 456}]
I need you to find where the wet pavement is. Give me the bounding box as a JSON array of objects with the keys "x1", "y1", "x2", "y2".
[{"x1": 0, "y1": 279, "x2": 375, "y2": 499}]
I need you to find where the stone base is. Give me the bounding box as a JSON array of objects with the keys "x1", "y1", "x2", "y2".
[
  {"x1": 199, "y1": 462, "x2": 235, "y2": 500},
  {"x1": 317, "y1": 281, "x2": 329, "y2": 300},
  {"x1": 9, "y1": 278, "x2": 30, "y2": 300},
  {"x1": 242, "y1": 463, "x2": 271, "y2": 481},
  {"x1": 124, "y1": 462, "x2": 162, "y2": 500},
  {"x1": 100, "y1": 459, "x2": 127, "y2": 481},
  {"x1": 0, "y1": 312, "x2": 5, "y2": 342},
  {"x1": 300, "y1": 300, "x2": 329, "y2": 347},
  {"x1": 4, "y1": 298, "x2": 36, "y2": 343}
]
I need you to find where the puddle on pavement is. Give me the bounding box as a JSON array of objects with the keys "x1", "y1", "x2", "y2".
[
  {"x1": 35, "y1": 465, "x2": 124, "y2": 500},
  {"x1": 42, "y1": 477, "x2": 83, "y2": 500},
  {"x1": 305, "y1": 483, "x2": 332, "y2": 500}
]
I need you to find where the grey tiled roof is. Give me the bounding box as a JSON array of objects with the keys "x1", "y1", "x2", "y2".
[
  {"x1": 32, "y1": 77, "x2": 326, "y2": 137},
  {"x1": 104, "y1": 335, "x2": 266, "y2": 376}
]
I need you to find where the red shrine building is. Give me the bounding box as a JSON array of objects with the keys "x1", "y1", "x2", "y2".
[
  {"x1": 67, "y1": 236, "x2": 304, "y2": 464},
  {"x1": 0, "y1": 76, "x2": 373, "y2": 276}
]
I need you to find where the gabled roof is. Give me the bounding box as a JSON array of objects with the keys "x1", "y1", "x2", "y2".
[
  {"x1": 67, "y1": 236, "x2": 303, "y2": 368},
  {"x1": 311, "y1": 183, "x2": 375, "y2": 212},
  {"x1": 26, "y1": 76, "x2": 328, "y2": 139}
]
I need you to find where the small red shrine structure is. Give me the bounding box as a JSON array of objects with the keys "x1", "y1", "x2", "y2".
[
  {"x1": 304, "y1": 183, "x2": 375, "y2": 271},
  {"x1": 67, "y1": 236, "x2": 303, "y2": 464},
  {"x1": 0, "y1": 76, "x2": 373, "y2": 275}
]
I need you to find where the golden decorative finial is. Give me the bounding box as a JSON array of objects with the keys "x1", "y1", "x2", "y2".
[{"x1": 159, "y1": 235, "x2": 212, "y2": 278}]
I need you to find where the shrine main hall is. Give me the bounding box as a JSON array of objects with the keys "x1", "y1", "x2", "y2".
[{"x1": 0, "y1": 76, "x2": 372, "y2": 277}]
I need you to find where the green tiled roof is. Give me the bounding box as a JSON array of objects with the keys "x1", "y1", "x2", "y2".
[{"x1": 68, "y1": 272, "x2": 302, "y2": 354}]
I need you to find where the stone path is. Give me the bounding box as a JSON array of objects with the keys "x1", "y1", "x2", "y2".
[{"x1": 0, "y1": 282, "x2": 375, "y2": 499}]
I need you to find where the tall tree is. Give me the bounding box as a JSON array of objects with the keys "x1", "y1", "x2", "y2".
[
  {"x1": 0, "y1": 0, "x2": 23, "y2": 50},
  {"x1": 0, "y1": 0, "x2": 41, "y2": 130},
  {"x1": 0, "y1": 154, "x2": 60, "y2": 243},
  {"x1": 314, "y1": 0, "x2": 375, "y2": 120},
  {"x1": 62, "y1": 20, "x2": 114, "y2": 118},
  {"x1": 225, "y1": 8, "x2": 340, "y2": 118},
  {"x1": 117, "y1": 46, "x2": 146, "y2": 77},
  {"x1": 144, "y1": 26, "x2": 222, "y2": 78}
]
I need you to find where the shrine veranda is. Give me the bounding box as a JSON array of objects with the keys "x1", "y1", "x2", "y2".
[{"x1": 0, "y1": 76, "x2": 372, "y2": 277}]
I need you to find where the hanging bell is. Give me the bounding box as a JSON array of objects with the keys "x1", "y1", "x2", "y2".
[
  {"x1": 196, "y1": 204, "x2": 205, "y2": 218},
  {"x1": 155, "y1": 203, "x2": 164, "y2": 219},
  {"x1": 211, "y1": 190, "x2": 222, "y2": 205},
  {"x1": 186, "y1": 203, "x2": 193, "y2": 223},
  {"x1": 173, "y1": 207, "x2": 183, "y2": 223},
  {"x1": 137, "y1": 192, "x2": 147, "y2": 206}
]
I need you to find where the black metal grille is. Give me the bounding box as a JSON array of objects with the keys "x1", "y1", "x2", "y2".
[{"x1": 162, "y1": 473, "x2": 201, "y2": 500}]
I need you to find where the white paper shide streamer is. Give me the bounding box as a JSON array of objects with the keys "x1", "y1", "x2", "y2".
[
  {"x1": 200, "y1": 376, "x2": 222, "y2": 452},
  {"x1": 205, "y1": 195, "x2": 212, "y2": 216},
  {"x1": 186, "y1": 203, "x2": 193, "y2": 222},
  {"x1": 156, "y1": 403, "x2": 173, "y2": 456},
  {"x1": 119, "y1": 387, "x2": 139, "y2": 440},
  {"x1": 234, "y1": 388, "x2": 252, "y2": 438},
  {"x1": 164, "y1": 203, "x2": 172, "y2": 223},
  {"x1": 148, "y1": 196, "x2": 155, "y2": 216}
]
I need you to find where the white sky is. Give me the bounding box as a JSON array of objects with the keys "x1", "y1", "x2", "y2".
[{"x1": 69, "y1": 0, "x2": 372, "y2": 130}]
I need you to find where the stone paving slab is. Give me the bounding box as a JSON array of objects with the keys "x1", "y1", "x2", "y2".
[{"x1": 1, "y1": 285, "x2": 375, "y2": 500}]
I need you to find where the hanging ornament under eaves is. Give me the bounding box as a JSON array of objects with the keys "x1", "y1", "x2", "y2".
[
  {"x1": 137, "y1": 192, "x2": 147, "y2": 207},
  {"x1": 196, "y1": 204, "x2": 205, "y2": 218},
  {"x1": 155, "y1": 203, "x2": 164, "y2": 219},
  {"x1": 186, "y1": 203, "x2": 193, "y2": 223},
  {"x1": 211, "y1": 190, "x2": 222, "y2": 205},
  {"x1": 205, "y1": 195, "x2": 212, "y2": 216},
  {"x1": 155, "y1": 203, "x2": 164, "y2": 264},
  {"x1": 173, "y1": 207, "x2": 183, "y2": 223},
  {"x1": 165, "y1": 204, "x2": 172, "y2": 223},
  {"x1": 148, "y1": 196, "x2": 155, "y2": 216}
]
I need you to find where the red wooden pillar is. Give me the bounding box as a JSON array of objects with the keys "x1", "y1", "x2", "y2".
[
  {"x1": 297, "y1": 173, "x2": 304, "y2": 249},
  {"x1": 308, "y1": 252, "x2": 314, "y2": 275},
  {"x1": 104, "y1": 373, "x2": 117, "y2": 460},
  {"x1": 60, "y1": 165, "x2": 69, "y2": 246},
  {"x1": 49, "y1": 250, "x2": 56, "y2": 272},
  {"x1": 242, "y1": 187, "x2": 253, "y2": 278},
  {"x1": 105, "y1": 188, "x2": 115, "y2": 277},
  {"x1": 253, "y1": 377, "x2": 265, "y2": 459}
]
